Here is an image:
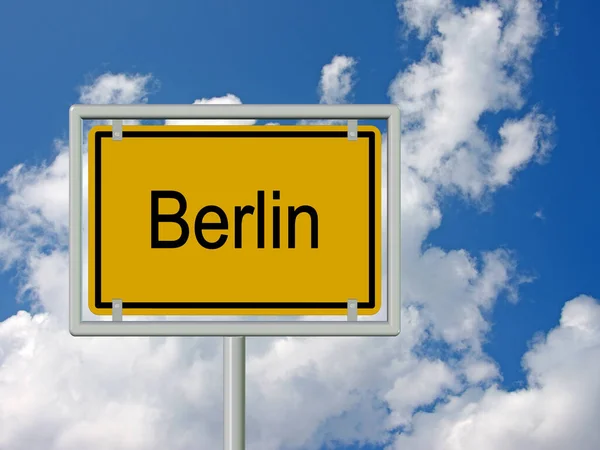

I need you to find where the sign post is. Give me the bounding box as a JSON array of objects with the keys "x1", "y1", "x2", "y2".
[
  {"x1": 224, "y1": 336, "x2": 245, "y2": 450},
  {"x1": 69, "y1": 104, "x2": 401, "y2": 450}
]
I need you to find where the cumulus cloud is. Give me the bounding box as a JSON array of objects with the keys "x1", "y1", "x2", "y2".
[
  {"x1": 404, "y1": 248, "x2": 517, "y2": 351},
  {"x1": 79, "y1": 73, "x2": 155, "y2": 105},
  {"x1": 165, "y1": 93, "x2": 256, "y2": 126},
  {"x1": 0, "y1": 141, "x2": 71, "y2": 312},
  {"x1": 77, "y1": 73, "x2": 158, "y2": 128},
  {"x1": 0, "y1": 313, "x2": 224, "y2": 450},
  {"x1": 0, "y1": 1, "x2": 582, "y2": 449},
  {"x1": 391, "y1": 0, "x2": 554, "y2": 198},
  {"x1": 318, "y1": 55, "x2": 357, "y2": 105},
  {"x1": 391, "y1": 295, "x2": 600, "y2": 450},
  {"x1": 398, "y1": 0, "x2": 453, "y2": 38},
  {"x1": 0, "y1": 73, "x2": 156, "y2": 316},
  {"x1": 300, "y1": 54, "x2": 358, "y2": 125},
  {"x1": 491, "y1": 110, "x2": 554, "y2": 186}
]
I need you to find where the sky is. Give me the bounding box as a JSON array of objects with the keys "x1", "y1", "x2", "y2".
[{"x1": 1, "y1": 0, "x2": 600, "y2": 449}]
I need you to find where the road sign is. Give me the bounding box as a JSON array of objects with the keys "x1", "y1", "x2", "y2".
[
  {"x1": 70, "y1": 104, "x2": 400, "y2": 336},
  {"x1": 88, "y1": 125, "x2": 382, "y2": 316}
]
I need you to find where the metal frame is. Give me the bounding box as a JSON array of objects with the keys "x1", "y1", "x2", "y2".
[{"x1": 69, "y1": 104, "x2": 401, "y2": 336}]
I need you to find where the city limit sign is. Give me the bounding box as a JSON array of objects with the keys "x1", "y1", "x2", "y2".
[{"x1": 87, "y1": 125, "x2": 382, "y2": 316}]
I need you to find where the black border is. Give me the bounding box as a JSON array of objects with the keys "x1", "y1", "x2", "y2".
[{"x1": 94, "y1": 130, "x2": 376, "y2": 310}]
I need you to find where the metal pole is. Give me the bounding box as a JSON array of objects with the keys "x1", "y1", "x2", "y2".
[{"x1": 224, "y1": 336, "x2": 246, "y2": 450}]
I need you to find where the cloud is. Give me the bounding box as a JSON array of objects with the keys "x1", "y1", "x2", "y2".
[
  {"x1": 391, "y1": 0, "x2": 553, "y2": 198},
  {"x1": 0, "y1": 313, "x2": 224, "y2": 450},
  {"x1": 0, "y1": 74, "x2": 154, "y2": 316},
  {"x1": 318, "y1": 55, "x2": 357, "y2": 105},
  {"x1": 491, "y1": 110, "x2": 554, "y2": 186},
  {"x1": 391, "y1": 295, "x2": 600, "y2": 450},
  {"x1": 300, "y1": 55, "x2": 358, "y2": 126},
  {"x1": 404, "y1": 248, "x2": 517, "y2": 351},
  {"x1": 397, "y1": 0, "x2": 453, "y2": 38},
  {"x1": 79, "y1": 73, "x2": 155, "y2": 105},
  {"x1": 164, "y1": 94, "x2": 256, "y2": 126},
  {"x1": 0, "y1": 142, "x2": 71, "y2": 312}
]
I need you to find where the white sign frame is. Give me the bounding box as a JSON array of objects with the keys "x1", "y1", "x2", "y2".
[{"x1": 69, "y1": 104, "x2": 401, "y2": 336}]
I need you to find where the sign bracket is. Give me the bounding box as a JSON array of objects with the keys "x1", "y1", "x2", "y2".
[
  {"x1": 347, "y1": 120, "x2": 358, "y2": 141},
  {"x1": 112, "y1": 299, "x2": 123, "y2": 321},
  {"x1": 347, "y1": 299, "x2": 358, "y2": 321},
  {"x1": 112, "y1": 119, "x2": 123, "y2": 141}
]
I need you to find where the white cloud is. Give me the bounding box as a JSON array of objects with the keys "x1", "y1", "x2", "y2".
[
  {"x1": 391, "y1": 0, "x2": 553, "y2": 198},
  {"x1": 391, "y1": 295, "x2": 600, "y2": 450},
  {"x1": 0, "y1": 140, "x2": 70, "y2": 233},
  {"x1": 79, "y1": 73, "x2": 155, "y2": 105},
  {"x1": 164, "y1": 94, "x2": 256, "y2": 126},
  {"x1": 397, "y1": 0, "x2": 453, "y2": 38},
  {"x1": 404, "y1": 247, "x2": 516, "y2": 351},
  {"x1": 0, "y1": 313, "x2": 224, "y2": 450},
  {"x1": 0, "y1": 74, "x2": 154, "y2": 318},
  {"x1": 491, "y1": 110, "x2": 554, "y2": 186},
  {"x1": 300, "y1": 54, "x2": 358, "y2": 125},
  {"x1": 318, "y1": 55, "x2": 357, "y2": 105},
  {"x1": 384, "y1": 358, "x2": 459, "y2": 428}
]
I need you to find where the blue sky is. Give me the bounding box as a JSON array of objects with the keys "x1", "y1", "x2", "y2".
[
  {"x1": 0, "y1": 0, "x2": 399, "y2": 308},
  {"x1": 428, "y1": 0, "x2": 600, "y2": 388},
  {"x1": 1, "y1": 0, "x2": 600, "y2": 449}
]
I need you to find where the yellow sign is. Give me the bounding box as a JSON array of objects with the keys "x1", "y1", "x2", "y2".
[{"x1": 88, "y1": 125, "x2": 382, "y2": 316}]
